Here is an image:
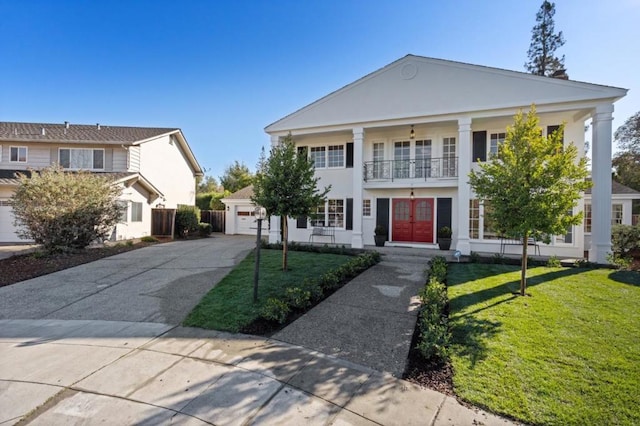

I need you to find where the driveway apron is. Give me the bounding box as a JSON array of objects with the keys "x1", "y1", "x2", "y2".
[{"x1": 0, "y1": 235, "x2": 254, "y2": 324}]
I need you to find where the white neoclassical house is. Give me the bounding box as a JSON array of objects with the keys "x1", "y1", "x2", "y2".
[{"x1": 264, "y1": 54, "x2": 627, "y2": 263}]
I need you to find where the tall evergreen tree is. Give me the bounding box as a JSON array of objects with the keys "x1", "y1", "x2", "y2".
[
  {"x1": 220, "y1": 161, "x2": 254, "y2": 193},
  {"x1": 525, "y1": 1, "x2": 566, "y2": 77}
]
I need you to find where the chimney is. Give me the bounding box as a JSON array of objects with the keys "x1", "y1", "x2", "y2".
[
  {"x1": 96, "y1": 123, "x2": 101, "y2": 130},
  {"x1": 65, "y1": 121, "x2": 69, "y2": 129},
  {"x1": 41, "y1": 127, "x2": 46, "y2": 136}
]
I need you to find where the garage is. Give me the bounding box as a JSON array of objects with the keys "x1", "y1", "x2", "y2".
[
  {"x1": 222, "y1": 185, "x2": 269, "y2": 236},
  {"x1": 0, "y1": 201, "x2": 23, "y2": 243}
]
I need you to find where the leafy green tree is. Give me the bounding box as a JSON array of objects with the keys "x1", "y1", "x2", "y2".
[
  {"x1": 220, "y1": 161, "x2": 254, "y2": 193},
  {"x1": 612, "y1": 112, "x2": 640, "y2": 191},
  {"x1": 252, "y1": 134, "x2": 330, "y2": 270},
  {"x1": 469, "y1": 106, "x2": 591, "y2": 295},
  {"x1": 11, "y1": 165, "x2": 124, "y2": 252},
  {"x1": 525, "y1": 1, "x2": 566, "y2": 77},
  {"x1": 197, "y1": 175, "x2": 220, "y2": 194}
]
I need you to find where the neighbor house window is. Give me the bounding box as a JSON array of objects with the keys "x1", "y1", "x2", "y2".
[
  {"x1": 131, "y1": 202, "x2": 143, "y2": 222},
  {"x1": 0, "y1": 145, "x2": 3, "y2": 162},
  {"x1": 119, "y1": 202, "x2": 128, "y2": 222},
  {"x1": 327, "y1": 145, "x2": 345, "y2": 168},
  {"x1": 10, "y1": 146, "x2": 27, "y2": 163},
  {"x1": 469, "y1": 199, "x2": 479, "y2": 239},
  {"x1": 612, "y1": 204, "x2": 623, "y2": 225},
  {"x1": 490, "y1": 133, "x2": 505, "y2": 157},
  {"x1": 362, "y1": 199, "x2": 371, "y2": 217},
  {"x1": 59, "y1": 148, "x2": 105, "y2": 170},
  {"x1": 584, "y1": 203, "x2": 592, "y2": 232},
  {"x1": 310, "y1": 147, "x2": 326, "y2": 168}
]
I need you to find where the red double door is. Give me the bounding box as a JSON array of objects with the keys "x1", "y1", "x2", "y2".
[{"x1": 392, "y1": 198, "x2": 434, "y2": 243}]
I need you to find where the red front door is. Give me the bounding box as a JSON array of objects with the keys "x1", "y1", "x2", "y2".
[{"x1": 392, "y1": 198, "x2": 434, "y2": 243}]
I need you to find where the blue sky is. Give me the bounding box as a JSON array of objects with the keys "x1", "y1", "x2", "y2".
[{"x1": 1, "y1": 0, "x2": 638, "y2": 180}]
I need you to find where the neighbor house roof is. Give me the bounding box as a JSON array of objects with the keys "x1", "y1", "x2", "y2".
[
  {"x1": 0, "y1": 121, "x2": 204, "y2": 176},
  {"x1": 223, "y1": 185, "x2": 255, "y2": 200},
  {"x1": 0, "y1": 122, "x2": 176, "y2": 144}
]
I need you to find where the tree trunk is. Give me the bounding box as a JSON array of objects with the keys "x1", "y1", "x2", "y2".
[
  {"x1": 282, "y1": 218, "x2": 288, "y2": 271},
  {"x1": 520, "y1": 232, "x2": 528, "y2": 296}
]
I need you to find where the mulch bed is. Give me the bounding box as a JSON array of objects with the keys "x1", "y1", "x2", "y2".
[{"x1": 0, "y1": 242, "x2": 158, "y2": 288}]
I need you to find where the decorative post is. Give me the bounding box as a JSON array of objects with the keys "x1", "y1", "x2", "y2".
[
  {"x1": 253, "y1": 206, "x2": 267, "y2": 303},
  {"x1": 456, "y1": 117, "x2": 472, "y2": 255}
]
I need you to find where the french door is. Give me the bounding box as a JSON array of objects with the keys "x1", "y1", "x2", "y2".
[{"x1": 392, "y1": 198, "x2": 434, "y2": 243}]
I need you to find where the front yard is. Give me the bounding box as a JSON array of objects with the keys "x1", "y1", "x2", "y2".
[{"x1": 447, "y1": 263, "x2": 640, "y2": 425}]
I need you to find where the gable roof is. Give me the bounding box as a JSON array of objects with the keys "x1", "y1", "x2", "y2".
[
  {"x1": 223, "y1": 184, "x2": 255, "y2": 200},
  {"x1": 0, "y1": 122, "x2": 176, "y2": 144},
  {"x1": 266, "y1": 54, "x2": 628, "y2": 133}
]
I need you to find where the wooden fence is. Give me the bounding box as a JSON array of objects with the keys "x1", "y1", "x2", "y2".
[
  {"x1": 151, "y1": 208, "x2": 176, "y2": 237},
  {"x1": 201, "y1": 210, "x2": 226, "y2": 233}
]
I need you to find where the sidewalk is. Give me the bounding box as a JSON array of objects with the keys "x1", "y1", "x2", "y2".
[{"x1": 0, "y1": 319, "x2": 515, "y2": 425}]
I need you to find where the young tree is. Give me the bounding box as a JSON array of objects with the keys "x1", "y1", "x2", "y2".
[
  {"x1": 525, "y1": 1, "x2": 566, "y2": 77},
  {"x1": 469, "y1": 106, "x2": 591, "y2": 295},
  {"x1": 252, "y1": 134, "x2": 330, "y2": 271},
  {"x1": 220, "y1": 161, "x2": 254, "y2": 193},
  {"x1": 11, "y1": 165, "x2": 124, "y2": 252}
]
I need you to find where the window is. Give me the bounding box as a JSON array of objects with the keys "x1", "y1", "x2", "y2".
[
  {"x1": 469, "y1": 199, "x2": 479, "y2": 239},
  {"x1": 327, "y1": 145, "x2": 344, "y2": 168},
  {"x1": 131, "y1": 202, "x2": 143, "y2": 222},
  {"x1": 415, "y1": 140, "x2": 432, "y2": 178},
  {"x1": 373, "y1": 143, "x2": 385, "y2": 179},
  {"x1": 584, "y1": 203, "x2": 592, "y2": 233},
  {"x1": 10, "y1": 146, "x2": 27, "y2": 163},
  {"x1": 394, "y1": 141, "x2": 410, "y2": 178},
  {"x1": 119, "y1": 202, "x2": 128, "y2": 222},
  {"x1": 311, "y1": 199, "x2": 344, "y2": 228},
  {"x1": 490, "y1": 133, "x2": 505, "y2": 157},
  {"x1": 59, "y1": 148, "x2": 105, "y2": 170},
  {"x1": 443, "y1": 137, "x2": 456, "y2": 177},
  {"x1": 612, "y1": 204, "x2": 623, "y2": 226},
  {"x1": 363, "y1": 199, "x2": 371, "y2": 217},
  {"x1": 310, "y1": 147, "x2": 326, "y2": 168},
  {"x1": 482, "y1": 201, "x2": 500, "y2": 240}
]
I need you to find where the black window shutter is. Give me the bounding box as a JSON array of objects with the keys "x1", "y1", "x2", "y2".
[
  {"x1": 346, "y1": 198, "x2": 353, "y2": 230},
  {"x1": 376, "y1": 198, "x2": 389, "y2": 240},
  {"x1": 472, "y1": 131, "x2": 487, "y2": 162},
  {"x1": 296, "y1": 216, "x2": 307, "y2": 229},
  {"x1": 346, "y1": 142, "x2": 354, "y2": 168},
  {"x1": 297, "y1": 146, "x2": 308, "y2": 156},
  {"x1": 547, "y1": 125, "x2": 563, "y2": 143}
]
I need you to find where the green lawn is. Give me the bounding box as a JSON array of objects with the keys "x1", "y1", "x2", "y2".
[
  {"x1": 448, "y1": 263, "x2": 640, "y2": 426},
  {"x1": 183, "y1": 248, "x2": 352, "y2": 332}
]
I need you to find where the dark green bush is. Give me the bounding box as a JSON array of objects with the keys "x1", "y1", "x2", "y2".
[
  {"x1": 141, "y1": 236, "x2": 159, "y2": 243},
  {"x1": 611, "y1": 224, "x2": 640, "y2": 256},
  {"x1": 546, "y1": 255, "x2": 561, "y2": 268},
  {"x1": 284, "y1": 287, "x2": 312, "y2": 309},
  {"x1": 429, "y1": 256, "x2": 448, "y2": 283},
  {"x1": 416, "y1": 261, "x2": 451, "y2": 363},
  {"x1": 261, "y1": 298, "x2": 290, "y2": 323},
  {"x1": 198, "y1": 222, "x2": 213, "y2": 236},
  {"x1": 195, "y1": 193, "x2": 214, "y2": 210},
  {"x1": 175, "y1": 205, "x2": 200, "y2": 237}
]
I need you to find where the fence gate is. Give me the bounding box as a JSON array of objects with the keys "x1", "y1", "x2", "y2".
[
  {"x1": 201, "y1": 210, "x2": 225, "y2": 233},
  {"x1": 151, "y1": 208, "x2": 176, "y2": 237}
]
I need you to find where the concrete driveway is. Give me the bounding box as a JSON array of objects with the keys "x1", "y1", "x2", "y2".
[{"x1": 0, "y1": 235, "x2": 255, "y2": 324}]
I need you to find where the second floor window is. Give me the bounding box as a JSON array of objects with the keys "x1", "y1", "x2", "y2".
[
  {"x1": 327, "y1": 145, "x2": 344, "y2": 167},
  {"x1": 310, "y1": 147, "x2": 326, "y2": 168},
  {"x1": 490, "y1": 133, "x2": 505, "y2": 157},
  {"x1": 10, "y1": 146, "x2": 27, "y2": 163},
  {"x1": 59, "y1": 148, "x2": 105, "y2": 170}
]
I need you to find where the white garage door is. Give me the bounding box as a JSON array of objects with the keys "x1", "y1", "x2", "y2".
[
  {"x1": 0, "y1": 204, "x2": 24, "y2": 243},
  {"x1": 235, "y1": 208, "x2": 268, "y2": 235}
]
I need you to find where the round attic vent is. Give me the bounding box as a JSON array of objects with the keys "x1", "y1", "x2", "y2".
[{"x1": 401, "y1": 62, "x2": 418, "y2": 80}]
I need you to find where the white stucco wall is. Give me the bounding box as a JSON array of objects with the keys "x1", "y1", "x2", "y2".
[
  {"x1": 111, "y1": 182, "x2": 152, "y2": 240},
  {"x1": 138, "y1": 135, "x2": 196, "y2": 208}
]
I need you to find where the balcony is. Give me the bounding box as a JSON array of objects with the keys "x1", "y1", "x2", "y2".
[{"x1": 363, "y1": 157, "x2": 458, "y2": 182}]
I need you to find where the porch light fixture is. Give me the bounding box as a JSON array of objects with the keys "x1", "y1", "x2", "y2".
[
  {"x1": 410, "y1": 125, "x2": 415, "y2": 140},
  {"x1": 410, "y1": 189, "x2": 415, "y2": 200}
]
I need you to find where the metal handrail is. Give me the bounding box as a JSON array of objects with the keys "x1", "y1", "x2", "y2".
[{"x1": 363, "y1": 157, "x2": 458, "y2": 181}]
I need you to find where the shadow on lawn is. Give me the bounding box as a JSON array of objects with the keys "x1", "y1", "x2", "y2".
[{"x1": 448, "y1": 265, "x2": 590, "y2": 367}]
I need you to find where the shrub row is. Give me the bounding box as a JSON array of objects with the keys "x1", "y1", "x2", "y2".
[
  {"x1": 260, "y1": 240, "x2": 369, "y2": 257},
  {"x1": 416, "y1": 256, "x2": 451, "y2": 363},
  {"x1": 260, "y1": 251, "x2": 381, "y2": 323}
]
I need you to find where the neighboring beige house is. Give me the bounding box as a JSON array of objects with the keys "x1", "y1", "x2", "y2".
[
  {"x1": 221, "y1": 185, "x2": 268, "y2": 236},
  {"x1": 0, "y1": 122, "x2": 203, "y2": 242},
  {"x1": 264, "y1": 54, "x2": 628, "y2": 262}
]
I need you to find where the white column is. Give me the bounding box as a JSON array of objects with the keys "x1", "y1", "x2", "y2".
[
  {"x1": 455, "y1": 117, "x2": 472, "y2": 255},
  {"x1": 351, "y1": 127, "x2": 364, "y2": 248},
  {"x1": 589, "y1": 103, "x2": 614, "y2": 263},
  {"x1": 268, "y1": 134, "x2": 281, "y2": 243}
]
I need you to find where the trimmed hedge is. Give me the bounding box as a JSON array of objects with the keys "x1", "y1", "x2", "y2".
[{"x1": 416, "y1": 256, "x2": 451, "y2": 363}]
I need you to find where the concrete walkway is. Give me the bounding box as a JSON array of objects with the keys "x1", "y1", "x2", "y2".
[
  {"x1": 273, "y1": 249, "x2": 429, "y2": 377},
  {"x1": 0, "y1": 320, "x2": 516, "y2": 425}
]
